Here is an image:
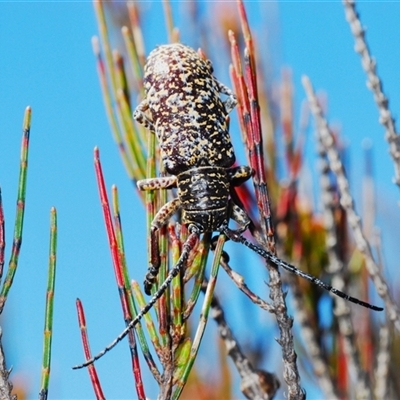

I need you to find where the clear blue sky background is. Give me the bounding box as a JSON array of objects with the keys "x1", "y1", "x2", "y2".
[{"x1": 0, "y1": 1, "x2": 399, "y2": 399}]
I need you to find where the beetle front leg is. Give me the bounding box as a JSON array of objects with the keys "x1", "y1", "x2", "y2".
[
  {"x1": 216, "y1": 80, "x2": 237, "y2": 114},
  {"x1": 229, "y1": 201, "x2": 252, "y2": 234},
  {"x1": 228, "y1": 165, "x2": 253, "y2": 186},
  {"x1": 137, "y1": 175, "x2": 177, "y2": 191},
  {"x1": 144, "y1": 197, "x2": 181, "y2": 295},
  {"x1": 133, "y1": 99, "x2": 156, "y2": 132}
]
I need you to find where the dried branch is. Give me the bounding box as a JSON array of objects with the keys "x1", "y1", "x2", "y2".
[
  {"x1": 374, "y1": 323, "x2": 391, "y2": 399},
  {"x1": 0, "y1": 329, "x2": 14, "y2": 400},
  {"x1": 287, "y1": 273, "x2": 339, "y2": 400},
  {"x1": 343, "y1": 0, "x2": 400, "y2": 189},
  {"x1": 302, "y1": 75, "x2": 400, "y2": 332},
  {"x1": 230, "y1": 5, "x2": 305, "y2": 395},
  {"x1": 373, "y1": 231, "x2": 391, "y2": 399},
  {"x1": 317, "y1": 137, "x2": 370, "y2": 399},
  {"x1": 218, "y1": 257, "x2": 274, "y2": 314},
  {"x1": 201, "y1": 280, "x2": 279, "y2": 400}
]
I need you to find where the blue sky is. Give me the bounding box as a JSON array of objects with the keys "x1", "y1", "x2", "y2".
[{"x1": 0, "y1": 1, "x2": 400, "y2": 399}]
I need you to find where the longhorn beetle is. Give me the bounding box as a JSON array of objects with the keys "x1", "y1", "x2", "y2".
[
  {"x1": 73, "y1": 43, "x2": 382, "y2": 369},
  {"x1": 133, "y1": 43, "x2": 253, "y2": 295}
]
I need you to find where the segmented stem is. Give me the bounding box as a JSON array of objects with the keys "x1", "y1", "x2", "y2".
[
  {"x1": 0, "y1": 106, "x2": 31, "y2": 314},
  {"x1": 75, "y1": 299, "x2": 106, "y2": 400},
  {"x1": 93, "y1": 0, "x2": 148, "y2": 186},
  {"x1": 169, "y1": 225, "x2": 184, "y2": 333},
  {"x1": 343, "y1": 0, "x2": 400, "y2": 188},
  {"x1": 93, "y1": 148, "x2": 146, "y2": 400},
  {"x1": 130, "y1": 281, "x2": 163, "y2": 384},
  {"x1": 39, "y1": 208, "x2": 57, "y2": 400},
  {"x1": 302, "y1": 76, "x2": 394, "y2": 321},
  {"x1": 171, "y1": 234, "x2": 225, "y2": 400},
  {"x1": 201, "y1": 279, "x2": 279, "y2": 400},
  {"x1": 230, "y1": 6, "x2": 304, "y2": 398},
  {"x1": 317, "y1": 127, "x2": 366, "y2": 398},
  {"x1": 182, "y1": 232, "x2": 210, "y2": 321},
  {"x1": 73, "y1": 230, "x2": 199, "y2": 369},
  {"x1": 92, "y1": 36, "x2": 136, "y2": 184},
  {"x1": 111, "y1": 186, "x2": 146, "y2": 398}
]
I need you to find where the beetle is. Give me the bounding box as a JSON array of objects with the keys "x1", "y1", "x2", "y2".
[
  {"x1": 72, "y1": 43, "x2": 382, "y2": 370},
  {"x1": 133, "y1": 43, "x2": 382, "y2": 311},
  {"x1": 134, "y1": 43, "x2": 253, "y2": 295}
]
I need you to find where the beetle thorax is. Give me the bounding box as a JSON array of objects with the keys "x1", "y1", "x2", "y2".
[{"x1": 177, "y1": 166, "x2": 230, "y2": 233}]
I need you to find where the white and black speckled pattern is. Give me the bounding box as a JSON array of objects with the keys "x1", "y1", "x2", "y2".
[{"x1": 134, "y1": 43, "x2": 237, "y2": 175}]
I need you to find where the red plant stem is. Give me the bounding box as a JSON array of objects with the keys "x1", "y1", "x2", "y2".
[
  {"x1": 244, "y1": 49, "x2": 275, "y2": 250},
  {"x1": 94, "y1": 148, "x2": 146, "y2": 400},
  {"x1": 237, "y1": 0, "x2": 256, "y2": 92},
  {"x1": 76, "y1": 298, "x2": 106, "y2": 400}
]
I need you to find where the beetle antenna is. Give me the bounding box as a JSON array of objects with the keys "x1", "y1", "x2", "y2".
[{"x1": 223, "y1": 227, "x2": 383, "y2": 312}]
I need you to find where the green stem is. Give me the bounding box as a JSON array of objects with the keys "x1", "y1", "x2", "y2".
[
  {"x1": 0, "y1": 107, "x2": 31, "y2": 314},
  {"x1": 39, "y1": 207, "x2": 57, "y2": 400}
]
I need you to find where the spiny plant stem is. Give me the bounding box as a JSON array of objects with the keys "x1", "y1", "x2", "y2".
[
  {"x1": 0, "y1": 328, "x2": 13, "y2": 400},
  {"x1": 302, "y1": 75, "x2": 400, "y2": 331},
  {"x1": 343, "y1": 0, "x2": 400, "y2": 189},
  {"x1": 317, "y1": 132, "x2": 367, "y2": 398},
  {"x1": 230, "y1": 7, "x2": 305, "y2": 397},
  {"x1": 201, "y1": 278, "x2": 279, "y2": 400}
]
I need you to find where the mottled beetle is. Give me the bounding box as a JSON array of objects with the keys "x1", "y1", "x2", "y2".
[
  {"x1": 73, "y1": 43, "x2": 382, "y2": 369},
  {"x1": 133, "y1": 43, "x2": 381, "y2": 313},
  {"x1": 133, "y1": 43, "x2": 253, "y2": 295}
]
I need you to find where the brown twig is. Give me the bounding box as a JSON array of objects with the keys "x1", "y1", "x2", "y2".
[
  {"x1": 317, "y1": 134, "x2": 370, "y2": 399},
  {"x1": 343, "y1": 0, "x2": 400, "y2": 189},
  {"x1": 302, "y1": 75, "x2": 400, "y2": 332},
  {"x1": 0, "y1": 328, "x2": 14, "y2": 400},
  {"x1": 201, "y1": 280, "x2": 279, "y2": 400}
]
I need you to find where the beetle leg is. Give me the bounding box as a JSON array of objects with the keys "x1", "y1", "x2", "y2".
[
  {"x1": 137, "y1": 175, "x2": 179, "y2": 294},
  {"x1": 133, "y1": 99, "x2": 156, "y2": 132},
  {"x1": 228, "y1": 165, "x2": 253, "y2": 186},
  {"x1": 216, "y1": 80, "x2": 237, "y2": 114},
  {"x1": 144, "y1": 197, "x2": 181, "y2": 295},
  {"x1": 137, "y1": 175, "x2": 177, "y2": 191},
  {"x1": 229, "y1": 201, "x2": 252, "y2": 234}
]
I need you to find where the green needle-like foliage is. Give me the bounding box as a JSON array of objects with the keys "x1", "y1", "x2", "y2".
[
  {"x1": 0, "y1": 106, "x2": 31, "y2": 314},
  {"x1": 39, "y1": 207, "x2": 58, "y2": 400}
]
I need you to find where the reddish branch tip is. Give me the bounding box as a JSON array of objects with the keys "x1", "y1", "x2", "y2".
[{"x1": 228, "y1": 29, "x2": 236, "y2": 45}]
